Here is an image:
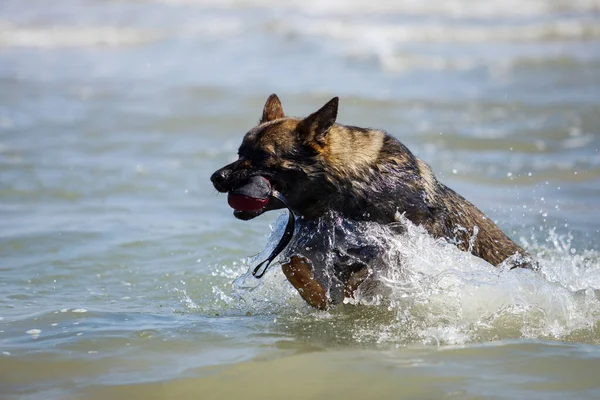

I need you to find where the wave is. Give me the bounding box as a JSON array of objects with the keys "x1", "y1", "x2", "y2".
[
  {"x1": 155, "y1": 0, "x2": 600, "y2": 18},
  {"x1": 0, "y1": 21, "x2": 161, "y2": 48}
]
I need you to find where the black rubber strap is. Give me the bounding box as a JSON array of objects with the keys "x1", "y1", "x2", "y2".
[{"x1": 252, "y1": 190, "x2": 295, "y2": 278}]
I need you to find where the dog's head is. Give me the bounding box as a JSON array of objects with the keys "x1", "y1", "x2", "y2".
[{"x1": 210, "y1": 94, "x2": 339, "y2": 220}]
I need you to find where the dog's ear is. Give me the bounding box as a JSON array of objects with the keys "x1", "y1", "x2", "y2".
[
  {"x1": 299, "y1": 97, "x2": 338, "y2": 146},
  {"x1": 260, "y1": 94, "x2": 285, "y2": 123}
]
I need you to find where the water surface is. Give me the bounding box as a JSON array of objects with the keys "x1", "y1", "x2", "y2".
[{"x1": 1, "y1": 0, "x2": 599, "y2": 398}]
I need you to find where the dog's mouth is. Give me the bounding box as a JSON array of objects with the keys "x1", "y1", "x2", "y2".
[
  {"x1": 226, "y1": 176, "x2": 296, "y2": 278},
  {"x1": 227, "y1": 176, "x2": 274, "y2": 220}
]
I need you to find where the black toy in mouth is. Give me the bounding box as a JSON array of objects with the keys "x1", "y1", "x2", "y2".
[
  {"x1": 227, "y1": 176, "x2": 271, "y2": 213},
  {"x1": 225, "y1": 176, "x2": 296, "y2": 278}
]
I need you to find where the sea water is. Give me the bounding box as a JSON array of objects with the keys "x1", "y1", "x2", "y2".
[{"x1": 1, "y1": 0, "x2": 599, "y2": 398}]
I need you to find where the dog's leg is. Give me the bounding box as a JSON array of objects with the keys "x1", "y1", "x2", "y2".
[
  {"x1": 281, "y1": 256, "x2": 328, "y2": 310},
  {"x1": 343, "y1": 266, "x2": 370, "y2": 299}
]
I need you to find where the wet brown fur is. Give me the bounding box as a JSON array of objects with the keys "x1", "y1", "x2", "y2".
[{"x1": 211, "y1": 94, "x2": 535, "y2": 309}]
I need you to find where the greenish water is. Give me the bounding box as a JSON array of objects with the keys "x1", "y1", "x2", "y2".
[{"x1": 1, "y1": 0, "x2": 600, "y2": 398}]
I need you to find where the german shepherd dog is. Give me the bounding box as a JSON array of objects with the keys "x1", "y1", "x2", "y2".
[{"x1": 211, "y1": 94, "x2": 535, "y2": 309}]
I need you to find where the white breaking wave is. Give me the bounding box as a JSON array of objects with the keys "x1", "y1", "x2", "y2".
[
  {"x1": 153, "y1": 0, "x2": 600, "y2": 18},
  {"x1": 272, "y1": 18, "x2": 600, "y2": 44},
  {"x1": 0, "y1": 21, "x2": 161, "y2": 48},
  {"x1": 268, "y1": 17, "x2": 600, "y2": 72},
  {"x1": 0, "y1": 17, "x2": 244, "y2": 49},
  {"x1": 2, "y1": 0, "x2": 597, "y2": 75}
]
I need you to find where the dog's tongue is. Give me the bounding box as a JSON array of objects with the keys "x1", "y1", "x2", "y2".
[{"x1": 227, "y1": 176, "x2": 271, "y2": 211}]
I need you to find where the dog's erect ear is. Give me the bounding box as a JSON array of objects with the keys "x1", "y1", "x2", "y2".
[
  {"x1": 299, "y1": 97, "x2": 338, "y2": 146},
  {"x1": 260, "y1": 94, "x2": 285, "y2": 123}
]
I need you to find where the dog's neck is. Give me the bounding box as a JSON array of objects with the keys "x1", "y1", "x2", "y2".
[{"x1": 319, "y1": 125, "x2": 386, "y2": 180}]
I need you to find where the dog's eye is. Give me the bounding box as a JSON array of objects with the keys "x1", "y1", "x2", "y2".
[
  {"x1": 257, "y1": 150, "x2": 274, "y2": 159},
  {"x1": 255, "y1": 156, "x2": 276, "y2": 168},
  {"x1": 251, "y1": 150, "x2": 276, "y2": 165}
]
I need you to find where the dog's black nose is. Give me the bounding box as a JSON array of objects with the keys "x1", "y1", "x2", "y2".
[{"x1": 210, "y1": 168, "x2": 230, "y2": 192}]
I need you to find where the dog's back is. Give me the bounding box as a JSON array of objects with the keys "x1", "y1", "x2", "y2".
[{"x1": 313, "y1": 123, "x2": 534, "y2": 269}]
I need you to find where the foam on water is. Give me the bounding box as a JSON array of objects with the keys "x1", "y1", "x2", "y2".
[
  {"x1": 0, "y1": 21, "x2": 161, "y2": 48},
  {"x1": 207, "y1": 212, "x2": 600, "y2": 345},
  {"x1": 155, "y1": 0, "x2": 598, "y2": 17}
]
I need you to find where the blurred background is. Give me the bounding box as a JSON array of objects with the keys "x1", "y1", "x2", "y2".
[{"x1": 1, "y1": 0, "x2": 600, "y2": 399}]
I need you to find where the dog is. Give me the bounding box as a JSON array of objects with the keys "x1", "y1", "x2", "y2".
[{"x1": 211, "y1": 94, "x2": 536, "y2": 309}]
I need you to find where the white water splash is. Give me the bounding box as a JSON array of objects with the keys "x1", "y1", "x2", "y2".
[{"x1": 220, "y1": 212, "x2": 600, "y2": 345}]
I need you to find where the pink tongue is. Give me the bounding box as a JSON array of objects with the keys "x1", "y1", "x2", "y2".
[{"x1": 227, "y1": 194, "x2": 269, "y2": 211}]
